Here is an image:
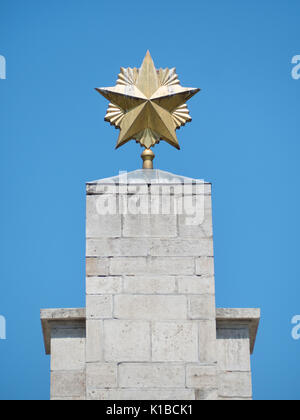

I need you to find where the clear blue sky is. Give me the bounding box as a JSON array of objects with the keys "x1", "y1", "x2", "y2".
[{"x1": 0, "y1": 0, "x2": 299, "y2": 400}]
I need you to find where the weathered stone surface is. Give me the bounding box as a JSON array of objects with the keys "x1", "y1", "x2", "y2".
[
  {"x1": 178, "y1": 210, "x2": 213, "y2": 239},
  {"x1": 152, "y1": 322, "x2": 198, "y2": 362},
  {"x1": 86, "y1": 320, "x2": 103, "y2": 363},
  {"x1": 86, "y1": 295, "x2": 113, "y2": 319},
  {"x1": 123, "y1": 276, "x2": 176, "y2": 294},
  {"x1": 104, "y1": 320, "x2": 151, "y2": 362},
  {"x1": 118, "y1": 193, "x2": 151, "y2": 216},
  {"x1": 217, "y1": 327, "x2": 251, "y2": 372},
  {"x1": 199, "y1": 320, "x2": 217, "y2": 364},
  {"x1": 218, "y1": 371, "x2": 252, "y2": 398},
  {"x1": 195, "y1": 388, "x2": 218, "y2": 400},
  {"x1": 110, "y1": 257, "x2": 195, "y2": 276},
  {"x1": 41, "y1": 308, "x2": 85, "y2": 321},
  {"x1": 119, "y1": 363, "x2": 185, "y2": 388},
  {"x1": 87, "y1": 388, "x2": 195, "y2": 400},
  {"x1": 216, "y1": 308, "x2": 261, "y2": 320},
  {"x1": 40, "y1": 308, "x2": 85, "y2": 355},
  {"x1": 86, "y1": 277, "x2": 122, "y2": 295},
  {"x1": 51, "y1": 371, "x2": 85, "y2": 398},
  {"x1": 51, "y1": 328, "x2": 85, "y2": 371},
  {"x1": 177, "y1": 276, "x2": 215, "y2": 295},
  {"x1": 195, "y1": 257, "x2": 215, "y2": 276},
  {"x1": 150, "y1": 239, "x2": 213, "y2": 257},
  {"x1": 86, "y1": 363, "x2": 117, "y2": 389},
  {"x1": 86, "y1": 258, "x2": 109, "y2": 276},
  {"x1": 188, "y1": 295, "x2": 216, "y2": 320},
  {"x1": 186, "y1": 365, "x2": 217, "y2": 388},
  {"x1": 123, "y1": 214, "x2": 177, "y2": 238},
  {"x1": 109, "y1": 258, "x2": 147, "y2": 276},
  {"x1": 174, "y1": 194, "x2": 206, "y2": 221},
  {"x1": 114, "y1": 295, "x2": 187, "y2": 320},
  {"x1": 216, "y1": 308, "x2": 261, "y2": 354},
  {"x1": 86, "y1": 196, "x2": 121, "y2": 238},
  {"x1": 86, "y1": 238, "x2": 149, "y2": 257},
  {"x1": 148, "y1": 194, "x2": 183, "y2": 216}
]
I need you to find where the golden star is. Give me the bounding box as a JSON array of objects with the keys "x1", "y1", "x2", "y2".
[{"x1": 96, "y1": 51, "x2": 200, "y2": 151}]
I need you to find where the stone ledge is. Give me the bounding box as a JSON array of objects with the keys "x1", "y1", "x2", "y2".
[
  {"x1": 41, "y1": 307, "x2": 260, "y2": 355},
  {"x1": 216, "y1": 308, "x2": 260, "y2": 354},
  {"x1": 40, "y1": 308, "x2": 86, "y2": 355}
]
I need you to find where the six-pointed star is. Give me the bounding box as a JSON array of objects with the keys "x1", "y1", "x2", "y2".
[{"x1": 96, "y1": 51, "x2": 200, "y2": 150}]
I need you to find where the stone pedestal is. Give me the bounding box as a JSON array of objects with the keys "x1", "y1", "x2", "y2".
[{"x1": 41, "y1": 169, "x2": 260, "y2": 400}]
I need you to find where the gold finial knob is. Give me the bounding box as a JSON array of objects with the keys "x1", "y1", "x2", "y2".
[{"x1": 141, "y1": 148, "x2": 155, "y2": 169}]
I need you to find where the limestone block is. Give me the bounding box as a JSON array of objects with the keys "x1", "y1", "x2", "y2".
[
  {"x1": 218, "y1": 371, "x2": 252, "y2": 398},
  {"x1": 149, "y1": 193, "x2": 182, "y2": 216},
  {"x1": 104, "y1": 320, "x2": 151, "y2": 362},
  {"x1": 177, "y1": 192, "x2": 212, "y2": 232},
  {"x1": 86, "y1": 238, "x2": 149, "y2": 257},
  {"x1": 118, "y1": 192, "x2": 150, "y2": 216},
  {"x1": 148, "y1": 257, "x2": 194, "y2": 276},
  {"x1": 178, "y1": 210, "x2": 213, "y2": 239},
  {"x1": 86, "y1": 258, "x2": 109, "y2": 276},
  {"x1": 188, "y1": 295, "x2": 216, "y2": 320},
  {"x1": 119, "y1": 363, "x2": 185, "y2": 388},
  {"x1": 174, "y1": 193, "x2": 207, "y2": 222},
  {"x1": 123, "y1": 214, "x2": 177, "y2": 238},
  {"x1": 123, "y1": 276, "x2": 176, "y2": 294},
  {"x1": 51, "y1": 371, "x2": 85, "y2": 398},
  {"x1": 87, "y1": 388, "x2": 195, "y2": 400},
  {"x1": 86, "y1": 363, "x2": 117, "y2": 389},
  {"x1": 110, "y1": 257, "x2": 195, "y2": 276},
  {"x1": 86, "y1": 277, "x2": 122, "y2": 295},
  {"x1": 150, "y1": 239, "x2": 213, "y2": 257},
  {"x1": 86, "y1": 320, "x2": 103, "y2": 362},
  {"x1": 195, "y1": 257, "x2": 215, "y2": 276},
  {"x1": 186, "y1": 365, "x2": 217, "y2": 389},
  {"x1": 51, "y1": 328, "x2": 85, "y2": 371},
  {"x1": 152, "y1": 322, "x2": 198, "y2": 362},
  {"x1": 177, "y1": 276, "x2": 215, "y2": 295},
  {"x1": 195, "y1": 388, "x2": 219, "y2": 400},
  {"x1": 199, "y1": 320, "x2": 217, "y2": 364},
  {"x1": 217, "y1": 327, "x2": 251, "y2": 372},
  {"x1": 86, "y1": 196, "x2": 121, "y2": 238},
  {"x1": 114, "y1": 295, "x2": 187, "y2": 320},
  {"x1": 86, "y1": 295, "x2": 113, "y2": 319},
  {"x1": 109, "y1": 257, "x2": 147, "y2": 276}
]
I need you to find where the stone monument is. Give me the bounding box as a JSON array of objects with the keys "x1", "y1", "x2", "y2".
[{"x1": 40, "y1": 52, "x2": 260, "y2": 400}]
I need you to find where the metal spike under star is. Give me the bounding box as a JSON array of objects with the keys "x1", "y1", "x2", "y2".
[{"x1": 96, "y1": 51, "x2": 200, "y2": 169}]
